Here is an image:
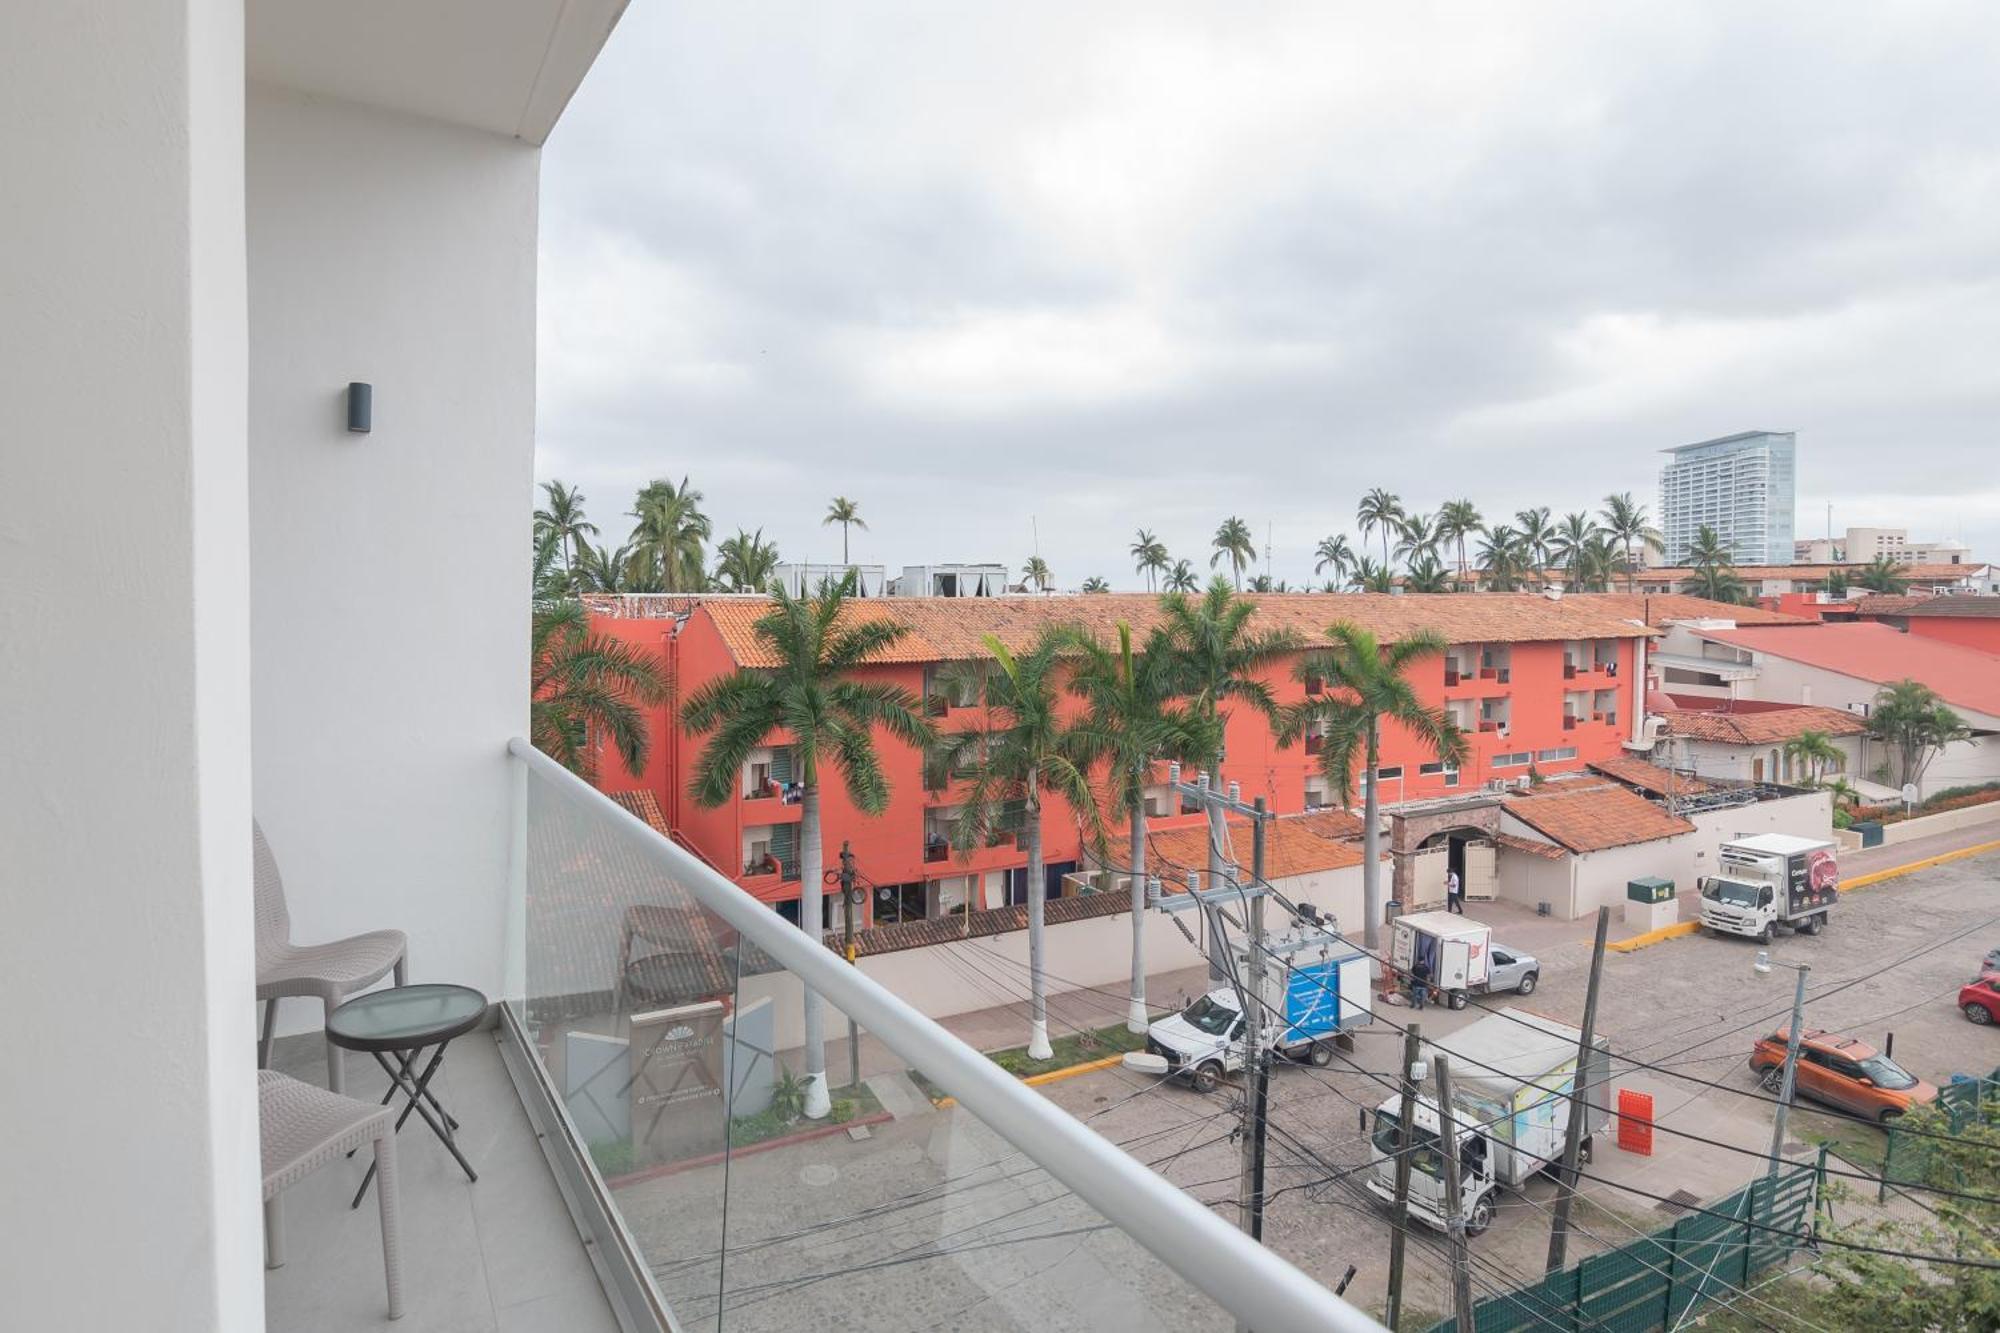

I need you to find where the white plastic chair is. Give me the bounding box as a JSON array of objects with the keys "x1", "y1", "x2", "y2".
[{"x1": 260, "y1": 1070, "x2": 403, "y2": 1319}]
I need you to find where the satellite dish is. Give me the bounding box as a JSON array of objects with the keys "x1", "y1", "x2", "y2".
[{"x1": 1121, "y1": 1051, "x2": 1170, "y2": 1075}]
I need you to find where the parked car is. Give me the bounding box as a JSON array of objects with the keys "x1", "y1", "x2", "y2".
[
  {"x1": 1749, "y1": 1029, "x2": 1939, "y2": 1122},
  {"x1": 1960, "y1": 974, "x2": 2000, "y2": 1026},
  {"x1": 1982, "y1": 946, "x2": 2000, "y2": 976}
]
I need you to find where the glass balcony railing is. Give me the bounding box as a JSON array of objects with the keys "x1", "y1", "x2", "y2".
[{"x1": 502, "y1": 739, "x2": 1382, "y2": 1333}]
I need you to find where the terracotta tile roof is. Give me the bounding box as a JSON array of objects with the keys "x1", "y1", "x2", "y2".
[
  {"x1": 1848, "y1": 594, "x2": 1934, "y2": 617},
  {"x1": 607, "y1": 789, "x2": 670, "y2": 833},
  {"x1": 1145, "y1": 809, "x2": 1373, "y2": 880},
  {"x1": 698, "y1": 592, "x2": 1657, "y2": 669},
  {"x1": 1895, "y1": 595, "x2": 2000, "y2": 620},
  {"x1": 1658, "y1": 703, "x2": 1867, "y2": 746},
  {"x1": 580, "y1": 593, "x2": 726, "y2": 620},
  {"x1": 1588, "y1": 755, "x2": 1717, "y2": 796},
  {"x1": 1494, "y1": 833, "x2": 1567, "y2": 861},
  {"x1": 1502, "y1": 783, "x2": 1696, "y2": 853},
  {"x1": 823, "y1": 887, "x2": 1133, "y2": 958},
  {"x1": 1558, "y1": 592, "x2": 1805, "y2": 627},
  {"x1": 1688, "y1": 623, "x2": 2000, "y2": 721}
]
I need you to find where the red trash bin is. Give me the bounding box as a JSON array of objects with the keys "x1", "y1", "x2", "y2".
[{"x1": 1617, "y1": 1088, "x2": 1654, "y2": 1155}]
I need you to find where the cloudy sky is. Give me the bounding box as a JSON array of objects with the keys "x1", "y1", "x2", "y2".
[{"x1": 536, "y1": 2, "x2": 2000, "y2": 587}]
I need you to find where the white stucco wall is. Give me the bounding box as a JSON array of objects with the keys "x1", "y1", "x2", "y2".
[
  {"x1": 0, "y1": 2, "x2": 261, "y2": 1327},
  {"x1": 248, "y1": 85, "x2": 540, "y2": 1028}
]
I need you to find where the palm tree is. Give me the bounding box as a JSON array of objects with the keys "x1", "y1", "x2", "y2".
[
  {"x1": 681, "y1": 575, "x2": 935, "y2": 1115},
  {"x1": 533, "y1": 480, "x2": 597, "y2": 578},
  {"x1": 1164, "y1": 559, "x2": 1199, "y2": 593},
  {"x1": 1572, "y1": 533, "x2": 1622, "y2": 593},
  {"x1": 1347, "y1": 557, "x2": 1395, "y2": 593},
  {"x1": 1393, "y1": 511, "x2": 1440, "y2": 571},
  {"x1": 1852, "y1": 556, "x2": 1909, "y2": 594},
  {"x1": 1314, "y1": 534, "x2": 1355, "y2": 584},
  {"x1": 1157, "y1": 580, "x2": 1301, "y2": 965},
  {"x1": 1683, "y1": 524, "x2": 1749, "y2": 604},
  {"x1": 1436, "y1": 500, "x2": 1483, "y2": 589},
  {"x1": 1081, "y1": 575, "x2": 1111, "y2": 594},
  {"x1": 936, "y1": 628, "x2": 1097, "y2": 1058},
  {"x1": 1357, "y1": 488, "x2": 1405, "y2": 568},
  {"x1": 1130, "y1": 529, "x2": 1170, "y2": 592},
  {"x1": 1865, "y1": 680, "x2": 1969, "y2": 790},
  {"x1": 572, "y1": 537, "x2": 638, "y2": 594},
  {"x1": 529, "y1": 598, "x2": 667, "y2": 781},
  {"x1": 1280, "y1": 622, "x2": 1465, "y2": 960},
  {"x1": 1782, "y1": 730, "x2": 1843, "y2": 787},
  {"x1": 714, "y1": 527, "x2": 781, "y2": 591},
  {"x1": 1475, "y1": 526, "x2": 1528, "y2": 592},
  {"x1": 1404, "y1": 552, "x2": 1450, "y2": 593},
  {"x1": 1022, "y1": 555, "x2": 1053, "y2": 592},
  {"x1": 1514, "y1": 507, "x2": 1555, "y2": 584},
  {"x1": 1064, "y1": 621, "x2": 1196, "y2": 1033},
  {"x1": 1210, "y1": 516, "x2": 1257, "y2": 589},
  {"x1": 823, "y1": 496, "x2": 867, "y2": 564},
  {"x1": 1599, "y1": 492, "x2": 1662, "y2": 591},
  {"x1": 1550, "y1": 511, "x2": 1602, "y2": 585},
  {"x1": 627, "y1": 476, "x2": 711, "y2": 591}
]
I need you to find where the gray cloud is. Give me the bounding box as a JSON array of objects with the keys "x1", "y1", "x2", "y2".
[{"x1": 537, "y1": 2, "x2": 2000, "y2": 586}]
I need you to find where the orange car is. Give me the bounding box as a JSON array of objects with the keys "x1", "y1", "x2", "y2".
[{"x1": 1748, "y1": 1028, "x2": 1939, "y2": 1123}]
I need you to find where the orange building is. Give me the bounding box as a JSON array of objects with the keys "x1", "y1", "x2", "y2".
[{"x1": 587, "y1": 593, "x2": 1655, "y2": 930}]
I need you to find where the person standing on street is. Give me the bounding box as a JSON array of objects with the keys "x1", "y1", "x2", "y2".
[
  {"x1": 1410, "y1": 954, "x2": 1431, "y2": 1011},
  {"x1": 1445, "y1": 867, "x2": 1463, "y2": 914}
]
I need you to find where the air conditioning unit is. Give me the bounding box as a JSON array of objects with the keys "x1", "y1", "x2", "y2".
[
  {"x1": 1486, "y1": 778, "x2": 1509, "y2": 793},
  {"x1": 1514, "y1": 776, "x2": 1533, "y2": 791}
]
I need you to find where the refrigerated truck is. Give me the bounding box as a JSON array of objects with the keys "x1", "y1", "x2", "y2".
[
  {"x1": 1365, "y1": 1008, "x2": 1612, "y2": 1236},
  {"x1": 1144, "y1": 932, "x2": 1371, "y2": 1093},
  {"x1": 1699, "y1": 833, "x2": 1839, "y2": 942}
]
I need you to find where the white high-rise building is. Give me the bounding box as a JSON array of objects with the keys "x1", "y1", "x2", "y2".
[{"x1": 1660, "y1": 430, "x2": 1797, "y2": 564}]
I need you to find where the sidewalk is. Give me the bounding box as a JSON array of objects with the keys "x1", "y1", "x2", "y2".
[{"x1": 1841, "y1": 819, "x2": 2000, "y2": 877}]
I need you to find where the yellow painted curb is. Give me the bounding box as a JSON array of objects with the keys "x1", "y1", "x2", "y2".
[
  {"x1": 931, "y1": 1051, "x2": 1133, "y2": 1109},
  {"x1": 1841, "y1": 838, "x2": 2000, "y2": 891},
  {"x1": 1607, "y1": 920, "x2": 1701, "y2": 954}
]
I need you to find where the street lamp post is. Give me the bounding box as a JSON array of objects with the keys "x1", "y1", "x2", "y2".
[{"x1": 1755, "y1": 950, "x2": 1811, "y2": 1178}]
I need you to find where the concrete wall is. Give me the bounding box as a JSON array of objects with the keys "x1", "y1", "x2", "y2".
[
  {"x1": 1876, "y1": 798, "x2": 2000, "y2": 847},
  {"x1": 1678, "y1": 735, "x2": 1867, "y2": 786},
  {"x1": 1494, "y1": 834, "x2": 1575, "y2": 916},
  {"x1": 742, "y1": 907, "x2": 1210, "y2": 1054},
  {"x1": 0, "y1": 2, "x2": 261, "y2": 1326},
  {"x1": 247, "y1": 87, "x2": 540, "y2": 1028}
]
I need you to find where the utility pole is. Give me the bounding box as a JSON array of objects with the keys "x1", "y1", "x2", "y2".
[
  {"x1": 1435, "y1": 1054, "x2": 1477, "y2": 1333},
  {"x1": 1545, "y1": 905, "x2": 1609, "y2": 1273},
  {"x1": 1764, "y1": 957, "x2": 1811, "y2": 1178},
  {"x1": 838, "y1": 841, "x2": 860, "y2": 1092},
  {"x1": 1384, "y1": 1022, "x2": 1423, "y2": 1330},
  {"x1": 1241, "y1": 797, "x2": 1271, "y2": 1244}
]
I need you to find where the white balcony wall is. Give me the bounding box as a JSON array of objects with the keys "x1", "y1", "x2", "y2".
[
  {"x1": 1, "y1": 1, "x2": 261, "y2": 1328},
  {"x1": 248, "y1": 85, "x2": 539, "y2": 1031}
]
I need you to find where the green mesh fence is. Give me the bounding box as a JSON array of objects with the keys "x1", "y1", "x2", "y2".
[
  {"x1": 1878, "y1": 1068, "x2": 1998, "y2": 1201},
  {"x1": 1423, "y1": 1156, "x2": 1822, "y2": 1333}
]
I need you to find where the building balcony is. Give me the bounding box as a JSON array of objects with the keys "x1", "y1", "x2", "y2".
[{"x1": 739, "y1": 788, "x2": 804, "y2": 823}]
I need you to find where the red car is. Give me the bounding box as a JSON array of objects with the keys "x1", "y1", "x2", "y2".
[{"x1": 1961, "y1": 973, "x2": 2000, "y2": 1026}]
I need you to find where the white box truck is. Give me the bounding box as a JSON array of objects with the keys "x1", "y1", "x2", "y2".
[
  {"x1": 1389, "y1": 912, "x2": 1542, "y2": 1010},
  {"x1": 1144, "y1": 925, "x2": 1371, "y2": 1093},
  {"x1": 1698, "y1": 833, "x2": 1839, "y2": 942},
  {"x1": 1365, "y1": 1008, "x2": 1612, "y2": 1235}
]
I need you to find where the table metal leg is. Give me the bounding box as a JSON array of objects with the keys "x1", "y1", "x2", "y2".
[
  {"x1": 350, "y1": 1041, "x2": 478, "y2": 1208},
  {"x1": 372, "y1": 1047, "x2": 460, "y2": 1130}
]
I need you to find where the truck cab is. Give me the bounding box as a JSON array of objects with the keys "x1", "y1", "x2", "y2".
[
  {"x1": 1364, "y1": 1097, "x2": 1497, "y2": 1235},
  {"x1": 1144, "y1": 988, "x2": 1247, "y2": 1093}
]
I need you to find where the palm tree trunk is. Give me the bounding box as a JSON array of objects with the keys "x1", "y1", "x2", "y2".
[
  {"x1": 842, "y1": 522, "x2": 849, "y2": 565},
  {"x1": 1127, "y1": 772, "x2": 1149, "y2": 1034},
  {"x1": 1361, "y1": 721, "x2": 1384, "y2": 973},
  {"x1": 798, "y1": 783, "x2": 830, "y2": 1117},
  {"x1": 1026, "y1": 773, "x2": 1052, "y2": 1060}
]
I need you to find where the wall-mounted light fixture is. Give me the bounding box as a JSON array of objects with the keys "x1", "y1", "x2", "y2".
[{"x1": 346, "y1": 382, "x2": 372, "y2": 434}]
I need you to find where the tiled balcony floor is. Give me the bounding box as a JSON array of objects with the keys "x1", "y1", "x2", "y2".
[{"x1": 263, "y1": 1027, "x2": 621, "y2": 1333}]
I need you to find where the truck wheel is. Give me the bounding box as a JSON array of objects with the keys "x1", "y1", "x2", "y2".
[
  {"x1": 1759, "y1": 924, "x2": 1774, "y2": 945},
  {"x1": 1579, "y1": 1136, "x2": 1593, "y2": 1164},
  {"x1": 1965, "y1": 1003, "x2": 1993, "y2": 1026},
  {"x1": 1191, "y1": 1061, "x2": 1223, "y2": 1095},
  {"x1": 1449, "y1": 990, "x2": 1470, "y2": 1011},
  {"x1": 1310, "y1": 1042, "x2": 1335, "y2": 1067},
  {"x1": 1466, "y1": 1193, "x2": 1495, "y2": 1237},
  {"x1": 1516, "y1": 972, "x2": 1538, "y2": 996},
  {"x1": 1800, "y1": 915, "x2": 1823, "y2": 936}
]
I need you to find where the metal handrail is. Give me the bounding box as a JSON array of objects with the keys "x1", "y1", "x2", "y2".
[{"x1": 507, "y1": 738, "x2": 1385, "y2": 1333}]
